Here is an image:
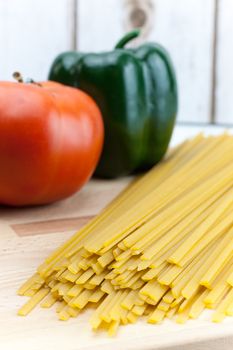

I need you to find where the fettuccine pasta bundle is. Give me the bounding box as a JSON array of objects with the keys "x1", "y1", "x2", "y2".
[{"x1": 18, "y1": 133, "x2": 233, "y2": 336}]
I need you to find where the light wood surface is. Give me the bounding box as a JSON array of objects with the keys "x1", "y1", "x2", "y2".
[
  {"x1": 0, "y1": 0, "x2": 75, "y2": 81},
  {"x1": 0, "y1": 126, "x2": 233, "y2": 350},
  {"x1": 3, "y1": 0, "x2": 233, "y2": 124},
  {"x1": 77, "y1": 0, "x2": 215, "y2": 124},
  {"x1": 215, "y1": 0, "x2": 233, "y2": 124}
]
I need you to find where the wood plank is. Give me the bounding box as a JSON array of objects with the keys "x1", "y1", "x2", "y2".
[
  {"x1": 0, "y1": 0, "x2": 75, "y2": 81},
  {"x1": 77, "y1": 0, "x2": 123, "y2": 50},
  {"x1": 215, "y1": 0, "x2": 233, "y2": 124},
  {"x1": 149, "y1": 0, "x2": 215, "y2": 124},
  {"x1": 77, "y1": 0, "x2": 215, "y2": 124}
]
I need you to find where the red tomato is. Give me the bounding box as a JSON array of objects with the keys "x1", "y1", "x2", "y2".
[{"x1": 0, "y1": 81, "x2": 104, "y2": 206}]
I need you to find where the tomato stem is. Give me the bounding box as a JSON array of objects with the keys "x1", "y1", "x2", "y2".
[
  {"x1": 13, "y1": 72, "x2": 24, "y2": 83},
  {"x1": 27, "y1": 78, "x2": 42, "y2": 87},
  {"x1": 13, "y1": 72, "x2": 42, "y2": 87}
]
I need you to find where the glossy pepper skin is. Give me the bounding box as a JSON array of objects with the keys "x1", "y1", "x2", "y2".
[{"x1": 49, "y1": 30, "x2": 178, "y2": 178}]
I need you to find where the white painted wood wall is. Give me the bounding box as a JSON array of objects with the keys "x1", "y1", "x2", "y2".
[{"x1": 0, "y1": 0, "x2": 232, "y2": 125}]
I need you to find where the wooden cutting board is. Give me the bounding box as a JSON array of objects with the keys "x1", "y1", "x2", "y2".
[{"x1": 1, "y1": 125, "x2": 233, "y2": 350}]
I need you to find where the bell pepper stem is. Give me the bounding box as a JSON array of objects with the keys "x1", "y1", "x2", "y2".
[{"x1": 115, "y1": 29, "x2": 141, "y2": 49}]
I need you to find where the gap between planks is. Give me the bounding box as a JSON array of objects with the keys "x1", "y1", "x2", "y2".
[{"x1": 11, "y1": 216, "x2": 94, "y2": 237}]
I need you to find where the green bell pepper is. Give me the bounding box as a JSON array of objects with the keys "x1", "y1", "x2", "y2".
[{"x1": 49, "y1": 30, "x2": 178, "y2": 178}]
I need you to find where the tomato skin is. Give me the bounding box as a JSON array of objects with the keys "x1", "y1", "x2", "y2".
[{"x1": 0, "y1": 81, "x2": 104, "y2": 206}]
